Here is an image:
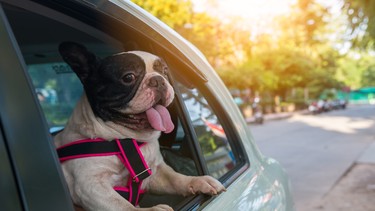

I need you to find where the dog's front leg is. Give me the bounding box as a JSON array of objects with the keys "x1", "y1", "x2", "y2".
[
  {"x1": 72, "y1": 173, "x2": 173, "y2": 211},
  {"x1": 147, "y1": 162, "x2": 226, "y2": 197}
]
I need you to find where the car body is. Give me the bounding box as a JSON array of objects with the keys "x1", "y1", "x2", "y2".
[{"x1": 0, "y1": 0, "x2": 294, "y2": 210}]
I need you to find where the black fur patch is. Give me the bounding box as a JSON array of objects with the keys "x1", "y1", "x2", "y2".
[{"x1": 85, "y1": 53, "x2": 146, "y2": 121}]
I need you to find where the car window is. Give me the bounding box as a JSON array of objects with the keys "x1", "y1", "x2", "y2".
[
  {"x1": 3, "y1": 4, "x2": 123, "y2": 132},
  {"x1": 3, "y1": 2, "x2": 246, "y2": 209}
]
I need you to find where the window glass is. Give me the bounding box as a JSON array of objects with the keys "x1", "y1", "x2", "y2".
[
  {"x1": 159, "y1": 117, "x2": 199, "y2": 177},
  {"x1": 3, "y1": 4, "x2": 121, "y2": 132},
  {"x1": 28, "y1": 63, "x2": 82, "y2": 132},
  {"x1": 177, "y1": 83, "x2": 237, "y2": 179}
]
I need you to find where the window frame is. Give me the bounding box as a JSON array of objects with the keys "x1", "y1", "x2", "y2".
[{"x1": 170, "y1": 77, "x2": 249, "y2": 210}]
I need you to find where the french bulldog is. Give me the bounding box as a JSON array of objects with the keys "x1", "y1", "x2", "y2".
[{"x1": 54, "y1": 42, "x2": 226, "y2": 211}]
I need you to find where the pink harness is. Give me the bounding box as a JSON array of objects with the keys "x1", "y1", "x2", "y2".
[{"x1": 57, "y1": 138, "x2": 152, "y2": 206}]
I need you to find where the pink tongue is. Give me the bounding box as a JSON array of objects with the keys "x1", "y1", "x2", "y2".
[{"x1": 145, "y1": 105, "x2": 174, "y2": 133}]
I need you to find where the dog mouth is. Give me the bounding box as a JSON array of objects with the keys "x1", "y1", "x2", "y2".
[{"x1": 124, "y1": 104, "x2": 174, "y2": 133}]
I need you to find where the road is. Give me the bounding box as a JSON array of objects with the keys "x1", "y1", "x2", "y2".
[{"x1": 249, "y1": 104, "x2": 375, "y2": 211}]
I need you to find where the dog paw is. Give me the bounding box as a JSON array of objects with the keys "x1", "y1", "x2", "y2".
[
  {"x1": 148, "y1": 204, "x2": 174, "y2": 211},
  {"x1": 188, "y1": 175, "x2": 226, "y2": 196}
]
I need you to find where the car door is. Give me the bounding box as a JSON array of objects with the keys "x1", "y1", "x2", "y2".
[{"x1": 0, "y1": 127, "x2": 23, "y2": 211}]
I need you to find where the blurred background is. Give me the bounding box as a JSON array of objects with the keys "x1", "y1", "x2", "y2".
[{"x1": 132, "y1": 0, "x2": 375, "y2": 210}]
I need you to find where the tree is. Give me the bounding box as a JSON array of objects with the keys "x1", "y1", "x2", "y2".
[
  {"x1": 335, "y1": 52, "x2": 375, "y2": 89},
  {"x1": 278, "y1": 0, "x2": 331, "y2": 46},
  {"x1": 131, "y1": 0, "x2": 252, "y2": 68},
  {"x1": 131, "y1": 0, "x2": 192, "y2": 28},
  {"x1": 342, "y1": 0, "x2": 375, "y2": 47},
  {"x1": 361, "y1": 65, "x2": 375, "y2": 87},
  {"x1": 218, "y1": 0, "x2": 344, "y2": 103}
]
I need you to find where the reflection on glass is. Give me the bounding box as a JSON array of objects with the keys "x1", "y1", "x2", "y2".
[
  {"x1": 178, "y1": 84, "x2": 236, "y2": 178},
  {"x1": 27, "y1": 63, "x2": 82, "y2": 132}
]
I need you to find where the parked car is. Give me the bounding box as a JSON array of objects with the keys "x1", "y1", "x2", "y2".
[
  {"x1": 332, "y1": 99, "x2": 347, "y2": 110},
  {"x1": 0, "y1": 0, "x2": 294, "y2": 210},
  {"x1": 309, "y1": 98, "x2": 347, "y2": 115}
]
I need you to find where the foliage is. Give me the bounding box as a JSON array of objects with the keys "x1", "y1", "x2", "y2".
[
  {"x1": 278, "y1": 0, "x2": 330, "y2": 46},
  {"x1": 218, "y1": 0, "x2": 342, "y2": 100},
  {"x1": 361, "y1": 65, "x2": 375, "y2": 87},
  {"x1": 342, "y1": 0, "x2": 375, "y2": 47},
  {"x1": 334, "y1": 52, "x2": 375, "y2": 90},
  {"x1": 131, "y1": 0, "x2": 192, "y2": 28},
  {"x1": 178, "y1": 13, "x2": 238, "y2": 66},
  {"x1": 131, "y1": 0, "x2": 252, "y2": 67}
]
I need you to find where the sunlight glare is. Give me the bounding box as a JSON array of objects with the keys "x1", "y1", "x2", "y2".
[
  {"x1": 193, "y1": 0, "x2": 296, "y2": 34},
  {"x1": 218, "y1": 0, "x2": 295, "y2": 20}
]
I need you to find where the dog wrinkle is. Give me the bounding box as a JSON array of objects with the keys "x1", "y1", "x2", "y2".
[
  {"x1": 127, "y1": 91, "x2": 156, "y2": 112},
  {"x1": 124, "y1": 80, "x2": 173, "y2": 115}
]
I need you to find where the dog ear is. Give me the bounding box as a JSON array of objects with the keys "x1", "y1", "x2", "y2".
[{"x1": 59, "y1": 41, "x2": 99, "y2": 84}]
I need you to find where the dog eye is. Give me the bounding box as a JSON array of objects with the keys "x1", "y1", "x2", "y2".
[{"x1": 122, "y1": 73, "x2": 136, "y2": 84}]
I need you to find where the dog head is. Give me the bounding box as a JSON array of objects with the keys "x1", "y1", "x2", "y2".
[{"x1": 59, "y1": 42, "x2": 174, "y2": 133}]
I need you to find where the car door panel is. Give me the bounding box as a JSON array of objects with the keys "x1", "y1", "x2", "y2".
[{"x1": 0, "y1": 3, "x2": 74, "y2": 211}]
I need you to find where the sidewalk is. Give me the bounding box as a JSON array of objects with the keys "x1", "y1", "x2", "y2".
[
  {"x1": 314, "y1": 144, "x2": 375, "y2": 211},
  {"x1": 315, "y1": 162, "x2": 375, "y2": 211},
  {"x1": 357, "y1": 142, "x2": 375, "y2": 164},
  {"x1": 245, "y1": 109, "x2": 309, "y2": 123}
]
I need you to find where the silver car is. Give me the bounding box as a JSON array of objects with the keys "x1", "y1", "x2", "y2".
[{"x1": 0, "y1": 0, "x2": 294, "y2": 210}]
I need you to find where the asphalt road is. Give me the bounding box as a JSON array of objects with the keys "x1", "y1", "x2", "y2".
[{"x1": 249, "y1": 104, "x2": 375, "y2": 211}]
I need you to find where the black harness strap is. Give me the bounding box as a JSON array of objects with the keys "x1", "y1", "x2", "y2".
[
  {"x1": 57, "y1": 138, "x2": 152, "y2": 206},
  {"x1": 57, "y1": 140, "x2": 120, "y2": 160}
]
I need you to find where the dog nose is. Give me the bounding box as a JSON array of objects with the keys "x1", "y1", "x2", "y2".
[{"x1": 148, "y1": 75, "x2": 165, "y2": 88}]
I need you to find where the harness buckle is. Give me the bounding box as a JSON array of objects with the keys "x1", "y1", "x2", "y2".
[{"x1": 133, "y1": 168, "x2": 152, "y2": 182}]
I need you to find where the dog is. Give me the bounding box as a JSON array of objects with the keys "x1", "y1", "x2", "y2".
[{"x1": 54, "y1": 42, "x2": 226, "y2": 211}]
